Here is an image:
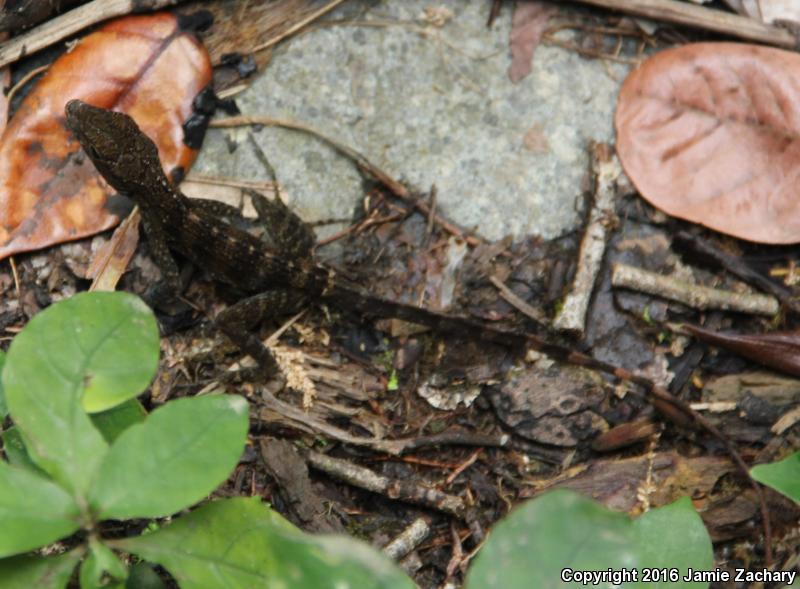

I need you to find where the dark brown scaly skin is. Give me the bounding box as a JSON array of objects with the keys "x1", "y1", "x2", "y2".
[{"x1": 64, "y1": 100, "x2": 772, "y2": 558}]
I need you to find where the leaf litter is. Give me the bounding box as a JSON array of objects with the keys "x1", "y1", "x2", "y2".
[{"x1": 2, "y1": 2, "x2": 799, "y2": 586}]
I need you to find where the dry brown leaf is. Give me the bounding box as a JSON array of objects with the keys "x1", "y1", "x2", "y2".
[
  {"x1": 508, "y1": 0, "x2": 557, "y2": 83},
  {"x1": 616, "y1": 43, "x2": 800, "y2": 244},
  {"x1": 683, "y1": 323, "x2": 800, "y2": 378},
  {"x1": 0, "y1": 13, "x2": 211, "y2": 260},
  {"x1": 88, "y1": 208, "x2": 141, "y2": 292},
  {"x1": 522, "y1": 122, "x2": 549, "y2": 152}
]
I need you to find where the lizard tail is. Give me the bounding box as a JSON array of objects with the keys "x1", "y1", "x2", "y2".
[{"x1": 324, "y1": 282, "x2": 773, "y2": 562}]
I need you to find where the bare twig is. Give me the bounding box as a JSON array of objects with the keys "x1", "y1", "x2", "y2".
[
  {"x1": 182, "y1": 173, "x2": 277, "y2": 194},
  {"x1": 251, "y1": 0, "x2": 348, "y2": 52},
  {"x1": 315, "y1": 212, "x2": 405, "y2": 248},
  {"x1": 571, "y1": 0, "x2": 797, "y2": 48},
  {"x1": 8, "y1": 256, "x2": 20, "y2": 300},
  {"x1": 259, "y1": 388, "x2": 508, "y2": 456},
  {"x1": 612, "y1": 263, "x2": 780, "y2": 316},
  {"x1": 489, "y1": 275, "x2": 548, "y2": 326},
  {"x1": 444, "y1": 448, "x2": 481, "y2": 487},
  {"x1": 553, "y1": 142, "x2": 619, "y2": 333},
  {"x1": 0, "y1": 0, "x2": 187, "y2": 69},
  {"x1": 542, "y1": 34, "x2": 641, "y2": 64},
  {"x1": 445, "y1": 523, "x2": 465, "y2": 581},
  {"x1": 212, "y1": 116, "x2": 409, "y2": 196},
  {"x1": 6, "y1": 64, "x2": 48, "y2": 106},
  {"x1": 211, "y1": 115, "x2": 480, "y2": 246}
]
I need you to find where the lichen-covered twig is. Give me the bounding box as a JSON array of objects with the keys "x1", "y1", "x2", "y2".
[
  {"x1": 305, "y1": 450, "x2": 466, "y2": 517},
  {"x1": 553, "y1": 142, "x2": 619, "y2": 333},
  {"x1": 674, "y1": 229, "x2": 800, "y2": 315},
  {"x1": 383, "y1": 518, "x2": 431, "y2": 560},
  {"x1": 612, "y1": 263, "x2": 779, "y2": 316}
]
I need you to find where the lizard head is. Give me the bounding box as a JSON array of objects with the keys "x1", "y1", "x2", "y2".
[{"x1": 64, "y1": 100, "x2": 167, "y2": 195}]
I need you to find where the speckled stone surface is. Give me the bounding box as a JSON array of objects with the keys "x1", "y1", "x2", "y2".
[{"x1": 192, "y1": 0, "x2": 630, "y2": 241}]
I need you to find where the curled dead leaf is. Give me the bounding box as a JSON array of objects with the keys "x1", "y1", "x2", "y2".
[
  {"x1": 615, "y1": 43, "x2": 800, "y2": 244},
  {"x1": 683, "y1": 323, "x2": 800, "y2": 377},
  {"x1": 508, "y1": 0, "x2": 557, "y2": 83},
  {"x1": 0, "y1": 12, "x2": 211, "y2": 260}
]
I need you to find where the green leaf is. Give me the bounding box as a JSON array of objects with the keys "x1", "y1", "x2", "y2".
[
  {"x1": 633, "y1": 497, "x2": 713, "y2": 588},
  {"x1": 90, "y1": 395, "x2": 249, "y2": 519},
  {"x1": 0, "y1": 350, "x2": 6, "y2": 418},
  {"x1": 465, "y1": 490, "x2": 634, "y2": 589},
  {"x1": 751, "y1": 452, "x2": 800, "y2": 504},
  {"x1": 126, "y1": 563, "x2": 167, "y2": 589},
  {"x1": 3, "y1": 292, "x2": 157, "y2": 497},
  {"x1": 117, "y1": 498, "x2": 415, "y2": 589},
  {"x1": 1, "y1": 426, "x2": 41, "y2": 473},
  {"x1": 464, "y1": 490, "x2": 713, "y2": 589},
  {"x1": 0, "y1": 461, "x2": 81, "y2": 557},
  {"x1": 0, "y1": 550, "x2": 82, "y2": 589},
  {"x1": 91, "y1": 399, "x2": 147, "y2": 444},
  {"x1": 80, "y1": 537, "x2": 128, "y2": 589}
]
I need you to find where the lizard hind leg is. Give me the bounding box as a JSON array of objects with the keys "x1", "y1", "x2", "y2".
[
  {"x1": 214, "y1": 288, "x2": 309, "y2": 381},
  {"x1": 245, "y1": 188, "x2": 316, "y2": 261}
]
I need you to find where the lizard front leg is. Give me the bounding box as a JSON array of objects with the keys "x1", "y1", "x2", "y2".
[
  {"x1": 139, "y1": 212, "x2": 184, "y2": 307},
  {"x1": 215, "y1": 288, "x2": 309, "y2": 380},
  {"x1": 189, "y1": 189, "x2": 317, "y2": 260},
  {"x1": 245, "y1": 189, "x2": 316, "y2": 261},
  {"x1": 189, "y1": 192, "x2": 315, "y2": 262}
]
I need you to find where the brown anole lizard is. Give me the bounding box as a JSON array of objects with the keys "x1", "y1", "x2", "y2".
[
  {"x1": 60, "y1": 99, "x2": 743, "y2": 421},
  {"x1": 63, "y1": 100, "x2": 771, "y2": 552}
]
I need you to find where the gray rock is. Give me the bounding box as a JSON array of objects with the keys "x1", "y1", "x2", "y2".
[{"x1": 193, "y1": 0, "x2": 629, "y2": 241}]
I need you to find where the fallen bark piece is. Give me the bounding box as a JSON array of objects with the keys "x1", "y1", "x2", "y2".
[
  {"x1": 592, "y1": 419, "x2": 661, "y2": 452},
  {"x1": 611, "y1": 263, "x2": 779, "y2": 316},
  {"x1": 259, "y1": 438, "x2": 344, "y2": 533}
]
